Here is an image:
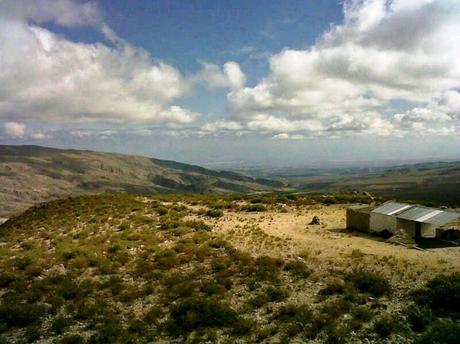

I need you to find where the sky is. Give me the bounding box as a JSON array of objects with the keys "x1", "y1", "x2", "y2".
[{"x1": 0, "y1": 0, "x2": 459, "y2": 168}]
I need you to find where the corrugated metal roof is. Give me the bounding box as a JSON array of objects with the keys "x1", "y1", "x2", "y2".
[
  {"x1": 371, "y1": 201, "x2": 412, "y2": 216},
  {"x1": 397, "y1": 206, "x2": 460, "y2": 225}
]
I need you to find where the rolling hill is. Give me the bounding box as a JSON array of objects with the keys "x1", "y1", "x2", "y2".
[
  {"x1": 236, "y1": 161, "x2": 460, "y2": 207},
  {"x1": 0, "y1": 145, "x2": 284, "y2": 216}
]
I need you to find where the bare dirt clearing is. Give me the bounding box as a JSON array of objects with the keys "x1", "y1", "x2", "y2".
[{"x1": 202, "y1": 204, "x2": 460, "y2": 276}]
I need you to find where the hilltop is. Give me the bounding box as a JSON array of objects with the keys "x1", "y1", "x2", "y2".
[
  {"x1": 0, "y1": 193, "x2": 459, "y2": 343},
  {"x1": 0, "y1": 145, "x2": 284, "y2": 216}
]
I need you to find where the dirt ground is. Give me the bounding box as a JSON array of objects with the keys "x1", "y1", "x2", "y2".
[{"x1": 199, "y1": 204, "x2": 460, "y2": 280}]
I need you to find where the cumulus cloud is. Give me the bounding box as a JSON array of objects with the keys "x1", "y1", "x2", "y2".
[
  {"x1": 30, "y1": 132, "x2": 50, "y2": 140},
  {"x1": 3, "y1": 121, "x2": 49, "y2": 139},
  {"x1": 205, "y1": 0, "x2": 460, "y2": 138},
  {"x1": 194, "y1": 61, "x2": 246, "y2": 90},
  {"x1": 4, "y1": 122, "x2": 26, "y2": 138},
  {"x1": 0, "y1": 0, "x2": 102, "y2": 28},
  {"x1": 0, "y1": 0, "x2": 195, "y2": 126}
]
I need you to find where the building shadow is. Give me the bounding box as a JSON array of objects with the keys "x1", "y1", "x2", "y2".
[
  {"x1": 328, "y1": 227, "x2": 390, "y2": 242},
  {"x1": 416, "y1": 237, "x2": 459, "y2": 249}
]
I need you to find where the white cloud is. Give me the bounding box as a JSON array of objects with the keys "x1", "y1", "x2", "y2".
[
  {"x1": 0, "y1": 0, "x2": 102, "y2": 28},
  {"x1": 201, "y1": 121, "x2": 243, "y2": 133},
  {"x1": 394, "y1": 107, "x2": 452, "y2": 125},
  {"x1": 4, "y1": 122, "x2": 26, "y2": 138},
  {"x1": 210, "y1": 0, "x2": 460, "y2": 138},
  {"x1": 29, "y1": 131, "x2": 50, "y2": 140},
  {"x1": 272, "y1": 133, "x2": 306, "y2": 140},
  {"x1": 70, "y1": 130, "x2": 116, "y2": 139},
  {"x1": 195, "y1": 61, "x2": 246, "y2": 90},
  {"x1": 0, "y1": 0, "x2": 196, "y2": 126}
]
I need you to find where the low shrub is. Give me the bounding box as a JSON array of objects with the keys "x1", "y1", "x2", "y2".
[
  {"x1": 59, "y1": 334, "x2": 85, "y2": 344},
  {"x1": 274, "y1": 303, "x2": 312, "y2": 331},
  {"x1": 247, "y1": 294, "x2": 270, "y2": 309},
  {"x1": 319, "y1": 278, "x2": 346, "y2": 296},
  {"x1": 51, "y1": 315, "x2": 71, "y2": 334},
  {"x1": 118, "y1": 222, "x2": 130, "y2": 231},
  {"x1": 284, "y1": 260, "x2": 311, "y2": 278},
  {"x1": 406, "y1": 305, "x2": 433, "y2": 332},
  {"x1": 325, "y1": 323, "x2": 350, "y2": 344},
  {"x1": 266, "y1": 286, "x2": 289, "y2": 302},
  {"x1": 346, "y1": 270, "x2": 391, "y2": 297},
  {"x1": 351, "y1": 305, "x2": 373, "y2": 322},
  {"x1": 205, "y1": 209, "x2": 224, "y2": 218},
  {"x1": 185, "y1": 220, "x2": 212, "y2": 232},
  {"x1": 414, "y1": 273, "x2": 460, "y2": 314},
  {"x1": 416, "y1": 319, "x2": 460, "y2": 344},
  {"x1": 243, "y1": 203, "x2": 267, "y2": 212},
  {"x1": 255, "y1": 256, "x2": 283, "y2": 281},
  {"x1": 154, "y1": 249, "x2": 178, "y2": 270},
  {"x1": 201, "y1": 281, "x2": 224, "y2": 295},
  {"x1": 373, "y1": 314, "x2": 400, "y2": 338},
  {"x1": 169, "y1": 297, "x2": 237, "y2": 333},
  {"x1": 0, "y1": 302, "x2": 46, "y2": 328},
  {"x1": 231, "y1": 317, "x2": 254, "y2": 336}
]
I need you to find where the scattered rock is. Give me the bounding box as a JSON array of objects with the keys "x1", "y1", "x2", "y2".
[
  {"x1": 309, "y1": 216, "x2": 321, "y2": 225},
  {"x1": 362, "y1": 191, "x2": 374, "y2": 200}
]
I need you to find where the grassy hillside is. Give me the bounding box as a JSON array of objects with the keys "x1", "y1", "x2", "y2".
[
  {"x1": 0, "y1": 145, "x2": 284, "y2": 216},
  {"x1": 0, "y1": 193, "x2": 459, "y2": 343}
]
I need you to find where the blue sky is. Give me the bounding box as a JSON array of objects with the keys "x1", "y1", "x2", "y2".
[{"x1": 0, "y1": 0, "x2": 459, "y2": 168}]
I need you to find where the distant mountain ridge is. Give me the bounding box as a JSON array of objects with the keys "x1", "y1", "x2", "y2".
[{"x1": 0, "y1": 145, "x2": 284, "y2": 216}]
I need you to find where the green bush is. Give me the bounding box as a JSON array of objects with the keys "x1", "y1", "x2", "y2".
[
  {"x1": 59, "y1": 334, "x2": 85, "y2": 344},
  {"x1": 406, "y1": 305, "x2": 433, "y2": 332},
  {"x1": 154, "y1": 249, "x2": 178, "y2": 269},
  {"x1": 243, "y1": 203, "x2": 267, "y2": 212},
  {"x1": 266, "y1": 286, "x2": 289, "y2": 302},
  {"x1": 185, "y1": 220, "x2": 212, "y2": 232},
  {"x1": 0, "y1": 302, "x2": 46, "y2": 328},
  {"x1": 255, "y1": 256, "x2": 283, "y2": 281},
  {"x1": 325, "y1": 323, "x2": 350, "y2": 344},
  {"x1": 201, "y1": 281, "x2": 224, "y2": 295},
  {"x1": 88, "y1": 317, "x2": 127, "y2": 344},
  {"x1": 118, "y1": 222, "x2": 130, "y2": 231},
  {"x1": 415, "y1": 273, "x2": 460, "y2": 314},
  {"x1": 284, "y1": 260, "x2": 311, "y2": 278},
  {"x1": 51, "y1": 315, "x2": 71, "y2": 334},
  {"x1": 231, "y1": 317, "x2": 254, "y2": 336},
  {"x1": 416, "y1": 319, "x2": 460, "y2": 344},
  {"x1": 351, "y1": 305, "x2": 373, "y2": 322},
  {"x1": 205, "y1": 209, "x2": 224, "y2": 218},
  {"x1": 247, "y1": 294, "x2": 270, "y2": 309},
  {"x1": 373, "y1": 314, "x2": 400, "y2": 338},
  {"x1": 346, "y1": 270, "x2": 391, "y2": 297},
  {"x1": 169, "y1": 297, "x2": 237, "y2": 333},
  {"x1": 319, "y1": 278, "x2": 346, "y2": 296},
  {"x1": 274, "y1": 303, "x2": 312, "y2": 335},
  {"x1": 157, "y1": 206, "x2": 169, "y2": 216}
]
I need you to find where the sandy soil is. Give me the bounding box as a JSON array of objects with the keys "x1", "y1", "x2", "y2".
[{"x1": 203, "y1": 204, "x2": 460, "y2": 276}]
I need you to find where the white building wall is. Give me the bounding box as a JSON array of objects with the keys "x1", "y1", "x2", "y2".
[
  {"x1": 370, "y1": 213, "x2": 397, "y2": 233},
  {"x1": 421, "y1": 223, "x2": 437, "y2": 238}
]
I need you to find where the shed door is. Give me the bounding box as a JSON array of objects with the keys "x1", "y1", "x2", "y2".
[{"x1": 415, "y1": 222, "x2": 421, "y2": 239}]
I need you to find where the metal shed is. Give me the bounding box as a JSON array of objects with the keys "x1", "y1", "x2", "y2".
[
  {"x1": 369, "y1": 201, "x2": 412, "y2": 234},
  {"x1": 395, "y1": 206, "x2": 460, "y2": 240}
]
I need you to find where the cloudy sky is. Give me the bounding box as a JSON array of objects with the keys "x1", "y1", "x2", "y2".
[{"x1": 0, "y1": 0, "x2": 459, "y2": 168}]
